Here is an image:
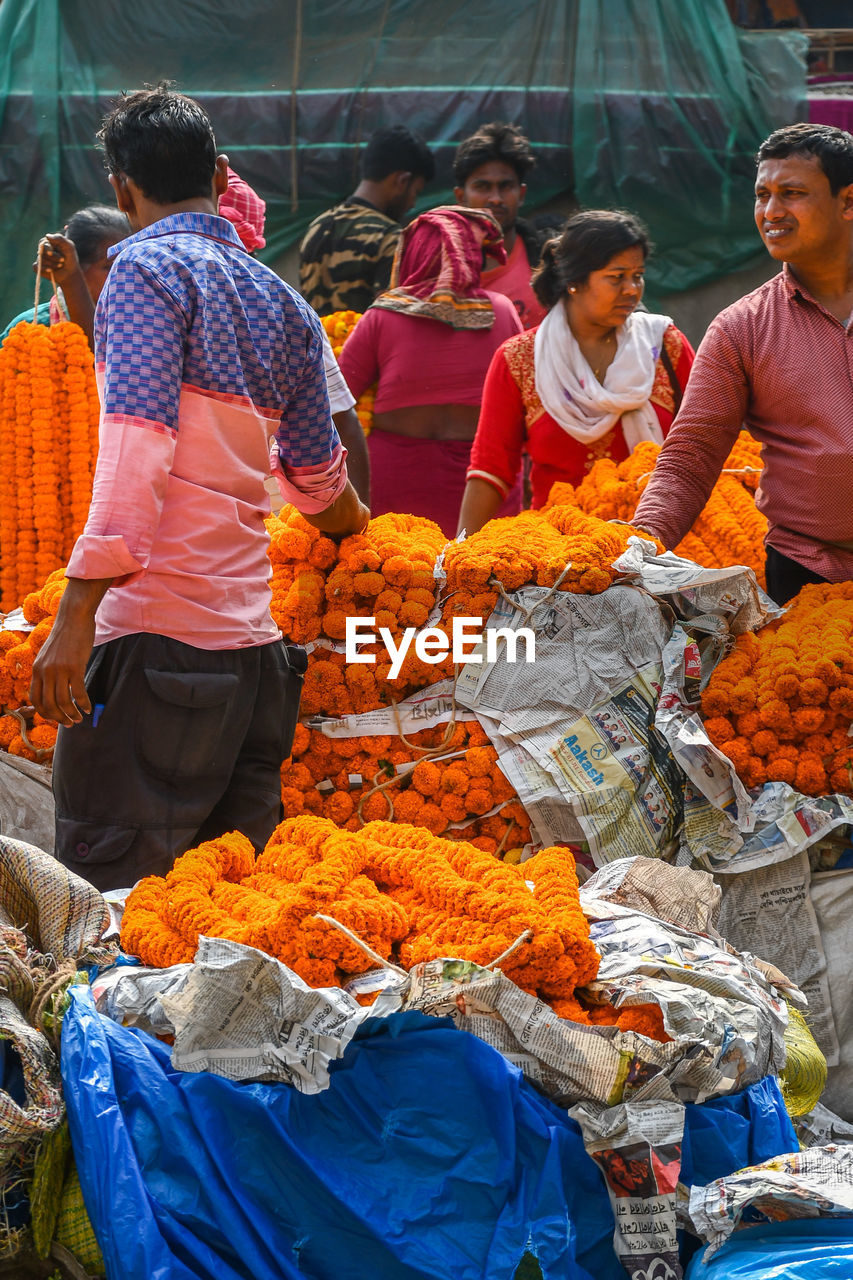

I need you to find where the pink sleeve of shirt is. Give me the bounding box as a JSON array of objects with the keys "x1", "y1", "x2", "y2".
[
  {"x1": 633, "y1": 316, "x2": 748, "y2": 547},
  {"x1": 67, "y1": 262, "x2": 185, "y2": 582}
]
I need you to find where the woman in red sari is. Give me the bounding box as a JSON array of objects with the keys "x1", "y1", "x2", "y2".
[
  {"x1": 338, "y1": 206, "x2": 523, "y2": 537},
  {"x1": 457, "y1": 210, "x2": 695, "y2": 534}
]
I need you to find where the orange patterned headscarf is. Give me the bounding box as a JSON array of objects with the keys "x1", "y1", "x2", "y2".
[{"x1": 373, "y1": 206, "x2": 506, "y2": 329}]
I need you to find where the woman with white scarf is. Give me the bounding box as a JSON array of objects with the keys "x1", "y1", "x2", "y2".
[{"x1": 457, "y1": 210, "x2": 695, "y2": 534}]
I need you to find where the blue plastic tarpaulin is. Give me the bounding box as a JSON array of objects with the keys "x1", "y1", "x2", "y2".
[
  {"x1": 61, "y1": 985, "x2": 621, "y2": 1280},
  {"x1": 686, "y1": 1220, "x2": 853, "y2": 1278},
  {"x1": 61, "y1": 985, "x2": 799, "y2": 1280}
]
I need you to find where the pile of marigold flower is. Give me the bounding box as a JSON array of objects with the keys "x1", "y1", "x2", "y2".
[
  {"x1": 281, "y1": 719, "x2": 530, "y2": 853},
  {"x1": 120, "y1": 815, "x2": 667, "y2": 1039},
  {"x1": 565, "y1": 434, "x2": 767, "y2": 585},
  {"x1": 701, "y1": 581, "x2": 853, "y2": 796},
  {"x1": 268, "y1": 508, "x2": 453, "y2": 710},
  {"x1": 0, "y1": 568, "x2": 66, "y2": 760},
  {"x1": 320, "y1": 310, "x2": 374, "y2": 434},
  {"x1": 445, "y1": 503, "x2": 660, "y2": 619},
  {"x1": 0, "y1": 319, "x2": 99, "y2": 610}
]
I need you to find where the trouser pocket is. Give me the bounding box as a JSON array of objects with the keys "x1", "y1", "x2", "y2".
[{"x1": 138, "y1": 669, "x2": 240, "y2": 781}]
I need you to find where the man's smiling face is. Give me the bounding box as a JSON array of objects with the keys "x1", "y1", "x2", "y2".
[{"x1": 754, "y1": 153, "x2": 853, "y2": 265}]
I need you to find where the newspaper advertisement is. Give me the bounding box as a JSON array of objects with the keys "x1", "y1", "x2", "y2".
[
  {"x1": 571, "y1": 1097, "x2": 685, "y2": 1280},
  {"x1": 159, "y1": 936, "x2": 380, "y2": 1091},
  {"x1": 455, "y1": 584, "x2": 687, "y2": 865},
  {"x1": 688, "y1": 1145, "x2": 853, "y2": 1257}
]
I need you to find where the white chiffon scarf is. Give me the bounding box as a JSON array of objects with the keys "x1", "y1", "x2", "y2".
[{"x1": 533, "y1": 304, "x2": 673, "y2": 449}]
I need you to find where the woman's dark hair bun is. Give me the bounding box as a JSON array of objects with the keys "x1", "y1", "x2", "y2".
[{"x1": 531, "y1": 209, "x2": 651, "y2": 310}]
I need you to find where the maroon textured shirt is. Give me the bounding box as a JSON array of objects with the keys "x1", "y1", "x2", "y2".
[{"x1": 634, "y1": 266, "x2": 853, "y2": 580}]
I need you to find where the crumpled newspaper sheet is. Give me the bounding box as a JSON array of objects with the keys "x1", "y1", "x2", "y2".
[
  {"x1": 570, "y1": 1096, "x2": 684, "y2": 1280},
  {"x1": 158, "y1": 936, "x2": 383, "y2": 1092},
  {"x1": 688, "y1": 1145, "x2": 853, "y2": 1257}
]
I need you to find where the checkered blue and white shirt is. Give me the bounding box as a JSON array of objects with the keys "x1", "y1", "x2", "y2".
[{"x1": 67, "y1": 212, "x2": 346, "y2": 649}]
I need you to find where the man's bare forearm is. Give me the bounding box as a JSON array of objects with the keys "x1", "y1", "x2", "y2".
[
  {"x1": 30, "y1": 576, "x2": 114, "y2": 725},
  {"x1": 302, "y1": 480, "x2": 370, "y2": 537}
]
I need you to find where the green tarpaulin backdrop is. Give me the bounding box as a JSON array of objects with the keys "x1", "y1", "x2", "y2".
[{"x1": 0, "y1": 0, "x2": 806, "y2": 318}]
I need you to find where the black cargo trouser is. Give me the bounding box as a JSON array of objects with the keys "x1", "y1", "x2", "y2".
[{"x1": 52, "y1": 633, "x2": 306, "y2": 892}]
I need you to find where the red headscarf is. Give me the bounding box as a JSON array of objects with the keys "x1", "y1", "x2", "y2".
[
  {"x1": 373, "y1": 206, "x2": 505, "y2": 329},
  {"x1": 219, "y1": 167, "x2": 266, "y2": 253}
]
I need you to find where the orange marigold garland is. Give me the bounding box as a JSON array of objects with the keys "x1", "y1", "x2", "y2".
[
  {"x1": 701, "y1": 581, "x2": 853, "y2": 797},
  {"x1": 568, "y1": 433, "x2": 767, "y2": 586},
  {"x1": 0, "y1": 319, "x2": 100, "y2": 609},
  {"x1": 120, "y1": 815, "x2": 668, "y2": 1041}
]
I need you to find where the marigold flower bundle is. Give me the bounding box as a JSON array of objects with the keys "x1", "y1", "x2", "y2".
[
  {"x1": 120, "y1": 815, "x2": 667, "y2": 1039},
  {"x1": 568, "y1": 434, "x2": 767, "y2": 585},
  {"x1": 701, "y1": 581, "x2": 853, "y2": 796},
  {"x1": 320, "y1": 310, "x2": 375, "y2": 435},
  {"x1": 445, "y1": 504, "x2": 658, "y2": 611},
  {"x1": 0, "y1": 320, "x2": 99, "y2": 609},
  {"x1": 0, "y1": 567, "x2": 67, "y2": 759},
  {"x1": 281, "y1": 720, "x2": 531, "y2": 852}
]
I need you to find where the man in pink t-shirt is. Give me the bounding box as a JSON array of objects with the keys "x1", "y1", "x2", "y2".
[{"x1": 453, "y1": 122, "x2": 547, "y2": 330}]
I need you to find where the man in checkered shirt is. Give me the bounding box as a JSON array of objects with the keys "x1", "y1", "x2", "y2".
[{"x1": 31, "y1": 86, "x2": 369, "y2": 891}]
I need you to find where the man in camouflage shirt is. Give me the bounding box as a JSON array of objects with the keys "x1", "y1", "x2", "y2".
[{"x1": 299, "y1": 126, "x2": 434, "y2": 315}]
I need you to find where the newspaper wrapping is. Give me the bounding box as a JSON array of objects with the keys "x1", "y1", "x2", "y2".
[
  {"x1": 157, "y1": 937, "x2": 382, "y2": 1091},
  {"x1": 570, "y1": 1097, "x2": 684, "y2": 1280},
  {"x1": 655, "y1": 622, "x2": 845, "y2": 1067},
  {"x1": 688, "y1": 1145, "x2": 853, "y2": 1257},
  {"x1": 454, "y1": 552, "x2": 770, "y2": 867}
]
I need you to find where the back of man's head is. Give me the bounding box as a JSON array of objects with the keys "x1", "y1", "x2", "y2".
[
  {"x1": 758, "y1": 123, "x2": 853, "y2": 195},
  {"x1": 98, "y1": 85, "x2": 217, "y2": 206},
  {"x1": 361, "y1": 126, "x2": 435, "y2": 184},
  {"x1": 453, "y1": 122, "x2": 535, "y2": 187}
]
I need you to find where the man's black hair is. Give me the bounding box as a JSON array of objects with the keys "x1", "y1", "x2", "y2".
[
  {"x1": 64, "y1": 206, "x2": 130, "y2": 265},
  {"x1": 757, "y1": 123, "x2": 853, "y2": 195},
  {"x1": 360, "y1": 126, "x2": 435, "y2": 183},
  {"x1": 98, "y1": 84, "x2": 217, "y2": 205},
  {"x1": 453, "y1": 122, "x2": 536, "y2": 187}
]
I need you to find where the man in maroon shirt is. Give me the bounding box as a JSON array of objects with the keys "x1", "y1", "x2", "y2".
[{"x1": 634, "y1": 123, "x2": 853, "y2": 605}]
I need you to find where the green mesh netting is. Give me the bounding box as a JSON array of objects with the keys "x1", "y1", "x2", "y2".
[{"x1": 0, "y1": 0, "x2": 806, "y2": 320}]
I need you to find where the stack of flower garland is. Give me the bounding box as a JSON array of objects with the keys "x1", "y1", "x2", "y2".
[
  {"x1": 320, "y1": 310, "x2": 374, "y2": 434},
  {"x1": 0, "y1": 568, "x2": 66, "y2": 760},
  {"x1": 563, "y1": 434, "x2": 767, "y2": 584},
  {"x1": 281, "y1": 721, "x2": 530, "y2": 852},
  {"x1": 702, "y1": 581, "x2": 853, "y2": 796},
  {"x1": 444, "y1": 502, "x2": 659, "y2": 622},
  {"x1": 120, "y1": 815, "x2": 667, "y2": 1039},
  {"x1": 268, "y1": 508, "x2": 453, "y2": 709},
  {"x1": 0, "y1": 320, "x2": 99, "y2": 610}
]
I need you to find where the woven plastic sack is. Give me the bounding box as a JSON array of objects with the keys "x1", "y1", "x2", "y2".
[{"x1": 0, "y1": 836, "x2": 112, "y2": 965}]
